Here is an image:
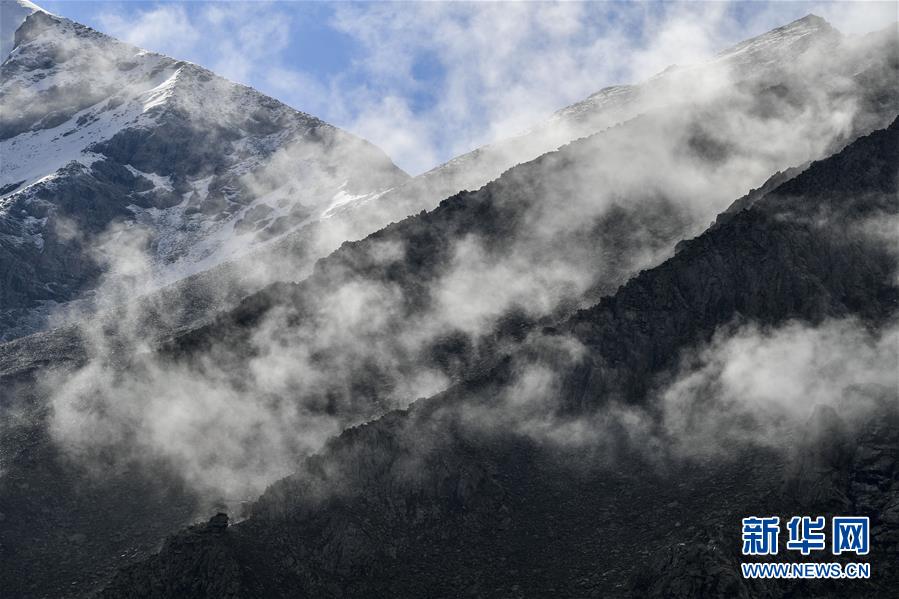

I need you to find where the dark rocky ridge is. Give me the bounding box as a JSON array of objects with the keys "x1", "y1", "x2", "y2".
[
  {"x1": 138, "y1": 72, "x2": 899, "y2": 449},
  {"x1": 562, "y1": 120, "x2": 898, "y2": 406},
  {"x1": 97, "y1": 119, "x2": 899, "y2": 598}
]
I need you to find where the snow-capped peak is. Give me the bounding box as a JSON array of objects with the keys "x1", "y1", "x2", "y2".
[
  {"x1": 0, "y1": 4, "x2": 409, "y2": 339},
  {"x1": 714, "y1": 14, "x2": 836, "y2": 64},
  {"x1": 0, "y1": 0, "x2": 46, "y2": 59}
]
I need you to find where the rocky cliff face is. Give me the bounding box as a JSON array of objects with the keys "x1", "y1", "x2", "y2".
[
  {"x1": 96, "y1": 118, "x2": 899, "y2": 598},
  {"x1": 0, "y1": 0, "x2": 39, "y2": 58}
]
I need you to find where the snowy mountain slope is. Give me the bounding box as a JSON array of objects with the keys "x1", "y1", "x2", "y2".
[{"x1": 0, "y1": 6, "x2": 408, "y2": 339}]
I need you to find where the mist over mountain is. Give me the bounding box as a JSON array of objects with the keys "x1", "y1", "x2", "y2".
[
  {"x1": 95, "y1": 109, "x2": 899, "y2": 597},
  {"x1": 0, "y1": 4, "x2": 407, "y2": 340},
  {"x1": 99, "y1": 107, "x2": 899, "y2": 599},
  {"x1": 0, "y1": 3, "x2": 897, "y2": 598}
]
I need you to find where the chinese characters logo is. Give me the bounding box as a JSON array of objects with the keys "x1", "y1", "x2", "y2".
[{"x1": 742, "y1": 515, "x2": 870, "y2": 556}]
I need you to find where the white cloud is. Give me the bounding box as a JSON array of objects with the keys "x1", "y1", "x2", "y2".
[
  {"x1": 656, "y1": 318, "x2": 899, "y2": 459},
  {"x1": 97, "y1": 1, "x2": 294, "y2": 83},
  {"x1": 98, "y1": 4, "x2": 199, "y2": 58},
  {"x1": 323, "y1": 1, "x2": 896, "y2": 173}
]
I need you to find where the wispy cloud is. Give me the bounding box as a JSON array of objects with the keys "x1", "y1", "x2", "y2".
[
  {"x1": 97, "y1": 4, "x2": 200, "y2": 59},
  {"x1": 97, "y1": 1, "x2": 293, "y2": 84}
]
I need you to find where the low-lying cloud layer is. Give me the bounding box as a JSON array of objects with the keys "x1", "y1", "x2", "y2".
[
  {"x1": 454, "y1": 318, "x2": 898, "y2": 469},
  {"x1": 658, "y1": 318, "x2": 899, "y2": 458}
]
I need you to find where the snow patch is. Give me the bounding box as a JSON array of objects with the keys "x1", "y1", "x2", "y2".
[
  {"x1": 124, "y1": 165, "x2": 173, "y2": 191},
  {"x1": 142, "y1": 66, "x2": 182, "y2": 112}
]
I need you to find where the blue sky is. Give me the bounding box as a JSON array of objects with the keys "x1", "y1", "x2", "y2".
[{"x1": 37, "y1": 1, "x2": 897, "y2": 174}]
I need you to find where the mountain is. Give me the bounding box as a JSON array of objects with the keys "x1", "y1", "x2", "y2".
[
  {"x1": 166, "y1": 13, "x2": 892, "y2": 352},
  {"x1": 0, "y1": 11, "x2": 890, "y2": 346},
  {"x1": 0, "y1": 3, "x2": 408, "y2": 340},
  {"x1": 98, "y1": 116, "x2": 899, "y2": 599},
  {"x1": 0, "y1": 9, "x2": 897, "y2": 599},
  {"x1": 5, "y1": 12, "x2": 896, "y2": 382},
  {"x1": 19, "y1": 11, "x2": 894, "y2": 449}
]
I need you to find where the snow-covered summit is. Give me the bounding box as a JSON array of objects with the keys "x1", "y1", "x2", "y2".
[
  {"x1": 0, "y1": 0, "x2": 44, "y2": 59},
  {"x1": 550, "y1": 14, "x2": 838, "y2": 132},
  {"x1": 0, "y1": 0, "x2": 45, "y2": 52},
  {"x1": 715, "y1": 14, "x2": 837, "y2": 66}
]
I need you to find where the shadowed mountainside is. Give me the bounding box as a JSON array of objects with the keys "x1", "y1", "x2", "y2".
[{"x1": 97, "y1": 118, "x2": 899, "y2": 599}]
